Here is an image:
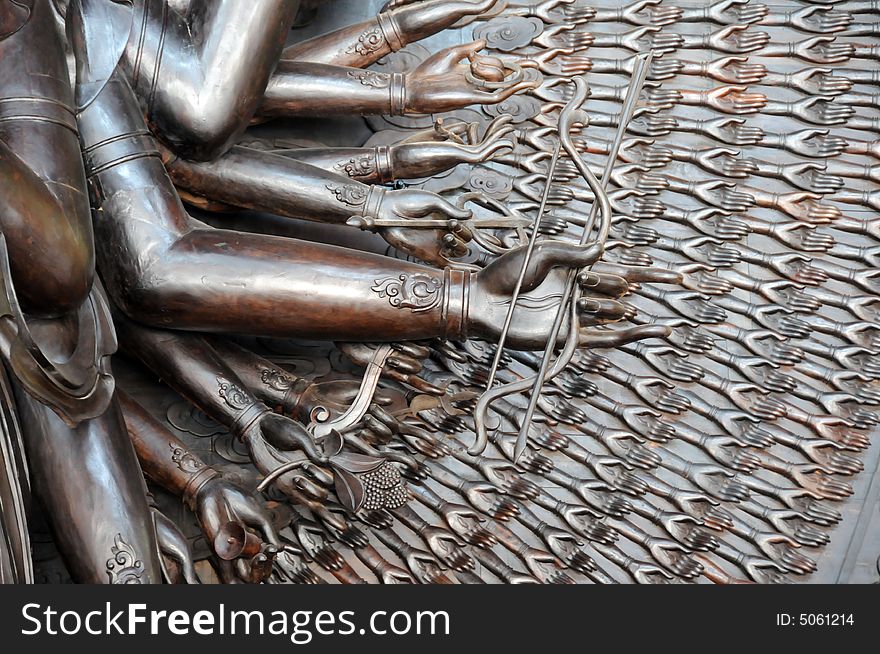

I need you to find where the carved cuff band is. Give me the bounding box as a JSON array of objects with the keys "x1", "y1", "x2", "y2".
[
  {"x1": 374, "y1": 145, "x2": 394, "y2": 184},
  {"x1": 282, "y1": 377, "x2": 314, "y2": 417},
  {"x1": 0, "y1": 97, "x2": 78, "y2": 135},
  {"x1": 363, "y1": 184, "x2": 387, "y2": 218},
  {"x1": 232, "y1": 403, "x2": 271, "y2": 440},
  {"x1": 82, "y1": 130, "x2": 162, "y2": 177},
  {"x1": 442, "y1": 268, "x2": 471, "y2": 340},
  {"x1": 378, "y1": 12, "x2": 406, "y2": 52},
  {"x1": 182, "y1": 466, "x2": 219, "y2": 511},
  {"x1": 389, "y1": 73, "x2": 407, "y2": 116}
]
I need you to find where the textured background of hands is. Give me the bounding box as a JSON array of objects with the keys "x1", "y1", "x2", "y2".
[{"x1": 65, "y1": 0, "x2": 880, "y2": 585}]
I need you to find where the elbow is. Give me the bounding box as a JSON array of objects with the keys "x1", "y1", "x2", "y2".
[
  {"x1": 105, "y1": 272, "x2": 168, "y2": 329},
  {"x1": 97, "y1": 248, "x2": 170, "y2": 328},
  {"x1": 15, "y1": 245, "x2": 94, "y2": 318},
  {"x1": 156, "y1": 96, "x2": 249, "y2": 162}
]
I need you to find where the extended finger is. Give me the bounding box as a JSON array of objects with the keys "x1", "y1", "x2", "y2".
[
  {"x1": 578, "y1": 271, "x2": 629, "y2": 297},
  {"x1": 522, "y1": 240, "x2": 603, "y2": 290},
  {"x1": 482, "y1": 79, "x2": 540, "y2": 104},
  {"x1": 423, "y1": 39, "x2": 487, "y2": 73},
  {"x1": 392, "y1": 341, "x2": 431, "y2": 359},
  {"x1": 577, "y1": 298, "x2": 628, "y2": 322},
  {"x1": 369, "y1": 403, "x2": 401, "y2": 434},
  {"x1": 239, "y1": 507, "x2": 281, "y2": 548},
  {"x1": 579, "y1": 325, "x2": 671, "y2": 348},
  {"x1": 591, "y1": 262, "x2": 683, "y2": 285},
  {"x1": 262, "y1": 422, "x2": 327, "y2": 464}
]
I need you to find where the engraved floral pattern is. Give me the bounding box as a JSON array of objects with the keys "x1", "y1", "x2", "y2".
[
  {"x1": 259, "y1": 366, "x2": 295, "y2": 391},
  {"x1": 371, "y1": 273, "x2": 442, "y2": 313},
  {"x1": 326, "y1": 183, "x2": 368, "y2": 207},
  {"x1": 334, "y1": 155, "x2": 376, "y2": 179},
  {"x1": 346, "y1": 69, "x2": 391, "y2": 89},
  {"x1": 345, "y1": 26, "x2": 385, "y2": 56},
  {"x1": 217, "y1": 377, "x2": 249, "y2": 410},
  {"x1": 169, "y1": 443, "x2": 205, "y2": 475},
  {"x1": 105, "y1": 534, "x2": 144, "y2": 584}
]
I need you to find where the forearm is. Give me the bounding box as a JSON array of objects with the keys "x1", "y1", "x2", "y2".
[
  {"x1": 79, "y1": 66, "x2": 469, "y2": 344},
  {"x1": 275, "y1": 147, "x2": 397, "y2": 184},
  {"x1": 279, "y1": 0, "x2": 478, "y2": 67},
  {"x1": 116, "y1": 317, "x2": 271, "y2": 436},
  {"x1": 281, "y1": 144, "x2": 463, "y2": 184},
  {"x1": 260, "y1": 61, "x2": 405, "y2": 117},
  {"x1": 280, "y1": 15, "x2": 400, "y2": 67},
  {"x1": 208, "y1": 339, "x2": 311, "y2": 417},
  {"x1": 104, "y1": 224, "x2": 470, "y2": 342},
  {"x1": 118, "y1": 389, "x2": 217, "y2": 501},
  {"x1": 165, "y1": 145, "x2": 383, "y2": 223}
]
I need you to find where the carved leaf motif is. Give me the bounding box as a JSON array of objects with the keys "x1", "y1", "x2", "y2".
[
  {"x1": 169, "y1": 443, "x2": 205, "y2": 475},
  {"x1": 345, "y1": 69, "x2": 390, "y2": 89},
  {"x1": 322, "y1": 430, "x2": 345, "y2": 458},
  {"x1": 335, "y1": 154, "x2": 376, "y2": 178},
  {"x1": 260, "y1": 367, "x2": 294, "y2": 392},
  {"x1": 371, "y1": 274, "x2": 442, "y2": 313},
  {"x1": 345, "y1": 26, "x2": 385, "y2": 56},
  {"x1": 332, "y1": 451, "x2": 386, "y2": 474},
  {"x1": 333, "y1": 465, "x2": 366, "y2": 513},
  {"x1": 326, "y1": 183, "x2": 368, "y2": 207},
  {"x1": 217, "y1": 377, "x2": 249, "y2": 410},
  {"x1": 105, "y1": 534, "x2": 144, "y2": 584}
]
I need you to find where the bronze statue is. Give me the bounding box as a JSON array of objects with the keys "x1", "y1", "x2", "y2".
[
  {"x1": 1, "y1": 0, "x2": 163, "y2": 584},
  {"x1": 1, "y1": 0, "x2": 877, "y2": 586}
]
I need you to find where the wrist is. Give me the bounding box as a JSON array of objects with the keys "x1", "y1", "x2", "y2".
[
  {"x1": 389, "y1": 72, "x2": 408, "y2": 115},
  {"x1": 443, "y1": 267, "x2": 472, "y2": 340},
  {"x1": 182, "y1": 466, "x2": 220, "y2": 512},
  {"x1": 225, "y1": 387, "x2": 272, "y2": 442},
  {"x1": 281, "y1": 377, "x2": 315, "y2": 418},
  {"x1": 362, "y1": 184, "x2": 388, "y2": 218},
  {"x1": 378, "y1": 11, "x2": 407, "y2": 52},
  {"x1": 374, "y1": 145, "x2": 395, "y2": 183}
]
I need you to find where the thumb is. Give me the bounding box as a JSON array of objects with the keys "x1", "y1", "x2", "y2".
[
  {"x1": 261, "y1": 416, "x2": 327, "y2": 463},
  {"x1": 409, "y1": 194, "x2": 472, "y2": 220},
  {"x1": 521, "y1": 241, "x2": 603, "y2": 292}
]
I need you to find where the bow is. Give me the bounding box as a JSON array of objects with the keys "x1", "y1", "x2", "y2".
[{"x1": 473, "y1": 53, "x2": 654, "y2": 459}]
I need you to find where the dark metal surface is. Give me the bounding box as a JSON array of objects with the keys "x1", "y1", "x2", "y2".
[{"x1": 0, "y1": 0, "x2": 877, "y2": 584}]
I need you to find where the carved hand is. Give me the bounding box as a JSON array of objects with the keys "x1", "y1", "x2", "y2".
[
  {"x1": 469, "y1": 241, "x2": 671, "y2": 349},
  {"x1": 404, "y1": 41, "x2": 538, "y2": 114}
]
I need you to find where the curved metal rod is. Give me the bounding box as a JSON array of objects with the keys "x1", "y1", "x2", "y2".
[
  {"x1": 512, "y1": 54, "x2": 653, "y2": 461},
  {"x1": 470, "y1": 77, "x2": 610, "y2": 455},
  {"x1": 308, "y1": 344, "x2": 393, "y2": 438},
  {"x1": 470, "y1": 301, "x2": 579, "y2": 454},
  {"x1": 485, "y1": 140, "x2": 562, "y2": 390},
  {"x1": 469, "y1": 53, "x2": 653, "y2": 458},
  {"x1": 256, "y1": 460, "x2": 306, "y2": 493}
]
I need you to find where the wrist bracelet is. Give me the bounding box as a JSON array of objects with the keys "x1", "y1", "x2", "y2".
[
  {"x1": 378, "y1": 12, "x2": 406, "y2": 52},
  {"x1": 363, "y1": 184, "x2": 387, "y2": 218},
  {"x1": 232, "y1": 403, "x2": 271, "y2": 441},
  {"x1": 282, "y1": 377, "x2": 314, "y2": 417},
  {"x1": 183, "y1": 467, "x2": 219, "y2": 511},
  {"x1": 389, "y1": 73, "x2": 407, "y2": 115},
  {"x1": 442, "y1": 268, "x2": 471, "y2": 340},
  {"x1": 374, "y1": 145, "x2": 394, "y2": 184}
]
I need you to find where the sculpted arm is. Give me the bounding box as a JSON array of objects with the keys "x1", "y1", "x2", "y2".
[{"x1": 279, "y1": 0, "x2": 502, "y2": 66}]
